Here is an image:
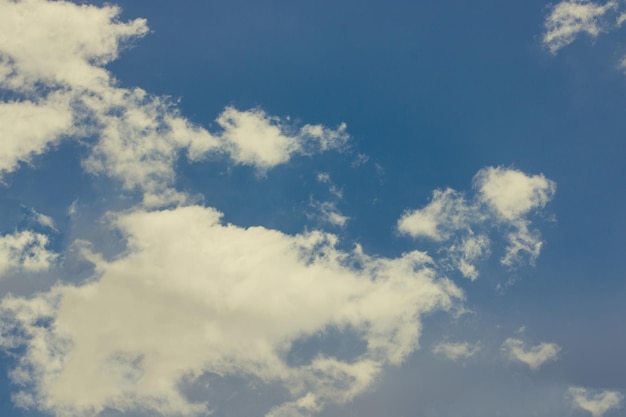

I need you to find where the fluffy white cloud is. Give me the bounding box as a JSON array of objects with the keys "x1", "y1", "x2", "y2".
[
  {"x1": 398, "y1": 167, "x2": 555, "y2": 277},
  {"x1": 0, "y1": 92, "x2": 75, "y2": 178},
  {"x1": 0, "y1": 231, "x2": 57, "y2": 276},
  {"x1": 397, "y1": 188, "x2": 472, "y2": 241},
  {"x1": 501, "y1": 337, "x2": 560, "y2": 371},
  {"x1": 568, "y1": 387, "x2": 623, "y2": 417},
  {"x1": 0, "y1": 0, "x2": 148, "y2": 90},
  {"x1": 0, "y1": 205, "x2": 462, "y2": 417},
  {"x1": 474, "y1": 167, "x2": 555, "y2": 222},
  {"x1": 543, "y1": 0, "x2": 618, "y2": 54},
  {"x1": 475, "y1": 167, "x2": 556, "y2": 267},
  {"x1": 216, "y1": 107, "x2": 348, "y2": 170},
  {"x1": 0, "y1": 0, "x2": 348, "y2": 205},
  {"x1": 432, "y1": 341, "x2": 480, "y2": 361},
  {"x1": 0, "y1": 0, "x2": 148, "y2": 179}
]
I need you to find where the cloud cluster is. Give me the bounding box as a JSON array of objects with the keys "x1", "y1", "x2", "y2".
[
  {"x1": 0, "y1": 0, "x2": 348, "y2": 206},
  {"x1": 0, "y1": 206, "x2": 462, "y2": 417},
  {"x1": 0, "y1": 2, "x2": 570, "y2": 417},
  {"x1": 398, "y1": 167, "x2": 556, "y2": 279}
]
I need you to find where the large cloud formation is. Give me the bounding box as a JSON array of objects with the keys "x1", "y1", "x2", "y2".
[
  {"x1": 0, "y1": 206, "x2": 462, "y2": 417},
  {"x1": 0, "y1": 1, "x2": 567, "y2": 417}
]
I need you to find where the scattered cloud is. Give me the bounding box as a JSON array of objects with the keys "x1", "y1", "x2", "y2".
[
  {"x1": 501, "y1": 337, "x2": 560, "y2": 371},
  {"x1": 432, "y1": 341, "x2": 481, "y2": 361},
  {"x1": 398, "y1": 167, "x2": 555, "y2": 278},
  {"x1": 0, "y1": 0, "x2": 348, "y2": 206},
  {"x1": 568, "y1": 387, "x2": 623, "y2": 417},
  {"x1": 0, "y1": 2, "x2": 575, "y2": 417},
  {"x1": 311, "y1": 201, "x2": 350, "y2": 227}
]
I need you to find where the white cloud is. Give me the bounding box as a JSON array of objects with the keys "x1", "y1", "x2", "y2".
[
  {"x1": 312, "y1": 201, "x2": 350, "y2": 227},
  {"x1": 0, "y1": 231, "x2": 57, "y2": 276},
  {"x1": 543, "y1": 0, "x2": 618, "y2": 54},
  {"x1": 0, "y1": 0, "x2": 349, "y2": 206},
  {"x1": 0, "y1": 0, "x2": 148, "y2": 90},
  {"x1": 398, "y1": 167, "x2": 555, "y2": 276},
  {"x1": 432, "y1": 341, "x2": 480, "y2": 361},
  {"x1": 0, "y1": 0, "x2": 148, "y2": 179},
  {"x1": 474, "y1": 167, "x2": 555, "y2": 222},
  {"x1": 475, "y1": 167, "x2": 556, "y2": 267},
  {"x1": 568, "y1": 387, "x2": 623, "y2": 417},
  {"x1": 501, "y1": 337, "x2": 560, "y2": 370},
  {"x1": 0, "y1": 205, "x2": 462, "y2": 417},
  {"x1": 214, "y1": 107, "x2": 349, "y2": 170},
  {"x1": 397, "y1": 188, "x2": 472, "y2": 241},
  {"x1": 0, "y1": 92, "x2": 74, "y2": 178},
  {"x1": 453, "y1": 234, "x2": 490, "y2": 281},
  {"x1": 30, "y1": 209, "x2": 57, "y2": 231}
]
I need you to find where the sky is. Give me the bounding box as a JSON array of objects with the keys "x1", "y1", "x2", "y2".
[{"x1": 0, "y1": 0, "x2": 625, "y2": 417}]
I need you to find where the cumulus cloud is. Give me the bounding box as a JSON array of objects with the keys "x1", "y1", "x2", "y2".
[
  {"x1": 398, "y1": 167, "x2": 555, "y2": 277},
  {"x1": 398, "y1": 188, "x2": 473, "y2": 241},
  {"x1": 501, "y1": 337, "x2": 560, "y2": 371},
  {"x1": 475, "y1": 167, "x2": 556, "y2": 267},
  {"x1": 216, "y1": 108, "x2": 348, "y2": 170},
  {"x1": 474, "y1": 167, "x2": 555, "y2": 222},
  {"x1": 0, "y1": 0, "x2": 348, "y2": 205},
  {"x1": 0, "y1": 93, "x2": 75, "y2": 178},
  {"x1": 432, "y1": 341, "x2": 480, "y2": 361},
  {"x1": 0, "y1": 2, "x2": 564, "y2": 417},
  {"x1": 568, "y1": 387, "x2": 623, "y2": 417},
  {"x1": 0, "y1": 0, "x2": 148, "y2": 179},
  {"x1": 0, "y1": 231, "x2": 57, "y2": 276},
  {"x1": 0, "y1": 205, "x2": 462, "y2": 417}
]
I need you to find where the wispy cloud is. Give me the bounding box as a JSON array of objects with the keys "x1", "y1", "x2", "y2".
[
  {"x1": 568, "y1": 387, "x2": 623, "y2": 417},
  {"x1": 543, "y1": 0, "x2": 619, "y2": 54},
  {"x1": 433, "y1": 341, "x2": 481, "y2": 361},
  {"x1": 398, "y1": 167, "x2": 555, "y2": 279},
  {"x1": 501, "y1": 337, "x2": 560, "y2": 371}
]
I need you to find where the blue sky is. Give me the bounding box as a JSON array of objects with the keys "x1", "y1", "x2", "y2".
[{"x1": 0, "y1": 1, "x2": 625, "y2": 416}]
